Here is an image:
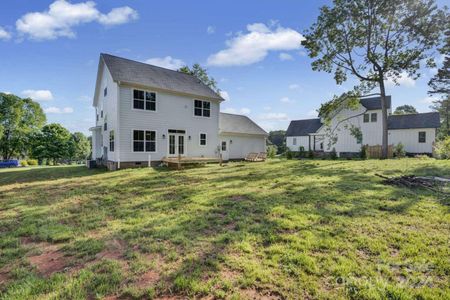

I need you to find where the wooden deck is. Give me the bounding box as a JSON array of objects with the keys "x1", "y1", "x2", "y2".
[{"x1": 162, "y1": 156, "x2": 222, "y2": 169}]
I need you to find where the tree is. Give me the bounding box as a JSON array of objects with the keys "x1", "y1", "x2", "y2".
[
  {"x1": 430, "y1": 97, "x2": 450, "y2": 138},
  {"x1": 268, "y1": 130, "x2": 287, "y2": 154},
  {"x1": 31, "y1": 123, "x2": 71, "y2": 164},
  {"x1": 302, "y1": 0, "x2": 447, "y2": 158},
  {"x1": 394, "y1": 105, "x2": 418, "y2": 115},
  {"x1": 0, "y1": 93, "x2": 46, "y2": 159},
  {"x1": 178, "y1": 64, "x2": 220, "y2": 93},
  {"x1": 68, "y1": 132, "x2": 91, "y2": 161}
]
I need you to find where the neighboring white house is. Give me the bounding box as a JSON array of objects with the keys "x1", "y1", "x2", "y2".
[
  {"x1": 89, "y1": 54, "x2": 267, "y2": 169},
  {"x1": 286, "y1": 96, "x2": 440, "y2": 156}
]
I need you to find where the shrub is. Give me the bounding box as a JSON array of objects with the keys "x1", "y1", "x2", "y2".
[
  {"x1": 285, "y1": 150, "x2": 293, "y2": 160},
  {"x1": 267, "y1": 145, "x2": 277, "y2": 159},
  {"x1": 308, "y1": 150, "x2": 315, "y2": 159},
  {"x1": 27, "y1": 159, "x2": 38, "y2": 166},
  {"x1": 434, "y1": 137, "x2": 450, "y2": 159},
  {"x1": 20, "y1": 160, "x2": 28, "y2": 167},
  {"x1": 394, "y1": 143, "x2": 406, "y2": 158},
  {"x1": 360, "y1": 145, "x2": 368, "y2": 159},
  {"x1": 330, "y1": 148, "x2": 338, "y2": 160}
]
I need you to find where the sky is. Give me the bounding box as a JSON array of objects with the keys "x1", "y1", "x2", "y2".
[{"x1": 0, "y1": 0, "x2": 446, "y2": 135}]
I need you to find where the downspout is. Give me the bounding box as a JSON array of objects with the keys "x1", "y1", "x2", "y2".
[{"x1": 117, "y1": 81, "x2": 121, "y2": 169}]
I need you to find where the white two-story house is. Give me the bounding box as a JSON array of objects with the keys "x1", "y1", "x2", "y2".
[
  {"x1": 90, "y1": 54, "x2": 267, "y2": 169},
  {"x1": 286, "y1": 96, "x2": 440, "y2": 157}
]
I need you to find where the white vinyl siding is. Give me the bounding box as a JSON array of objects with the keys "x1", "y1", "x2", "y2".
[{"x1": 219, "y1": 134, "x2": 266, "y2": 159}]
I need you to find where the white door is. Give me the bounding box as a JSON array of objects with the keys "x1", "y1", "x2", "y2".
[
  {"x1": 168, "y1": 134, "x2": 186, "y2": 157},
  {"x1": 221, "y1": 140, "x2": 229, "y2": 160}
]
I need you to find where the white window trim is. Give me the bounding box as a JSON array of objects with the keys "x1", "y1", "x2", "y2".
[
  {"x1": 192, "y1": 99, "x2": 211, "y2": 118},
  {"x1": 418, "y1": 131, "x2": 426, "y2": 143},
  {"x1": 199, "y1": 133, "x2": 207, "y2": 147},
  {"x1": 131, "y1": 129, "x2": 158, "y2": 153},
  {"x1": 131, "y1": 89, "x2": 158, "y2": 113}
]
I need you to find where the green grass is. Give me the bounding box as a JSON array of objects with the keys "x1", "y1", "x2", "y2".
[{"x1": 0, "y1": 159, "x2": 449, "y2": 299}]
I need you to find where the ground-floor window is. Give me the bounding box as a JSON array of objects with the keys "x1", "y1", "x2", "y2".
[
  {"x1": 221, "y1": 141, "x2": 227, "y2": 151},
  {"x1": 109, "y1": 130, "x2": 115, "y2": 152},
  {"x1": 133, "y1": 130, "x2": 156, "y2": 152},
  {"x1": 199, "y1": 133, "x2": 207, "y2": 146},
  {"x1": 293, "y1": 137, "x2": 297, "y2": 145},
  {"x1": 418, "y1": 131, "x2": 426, "y2": 143}
]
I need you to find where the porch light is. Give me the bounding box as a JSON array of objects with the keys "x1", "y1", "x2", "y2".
[
  {"x1": 230, "y1": 140, "x2": 233, "y2": 144},
  {"x1": 189, "y1": 136, "x2": 192, "y2": 140},
  {"x1": 162, "y1": 134, "x2": 166, "y2": 139}
]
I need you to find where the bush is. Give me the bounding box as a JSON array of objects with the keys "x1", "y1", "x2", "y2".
[
  {"x1": 286, "y1": 150, "x2": 293, "y2": 160},
  {"x1": 394, "y1": 143, "x2": 406, "y2": 158},
  {"x1": 27, "y1": 159, "x2": 38, "y2": 166},
  {"x1": 20, "y1": 160, "x2": 28, "y2": 167},
  {"x1": 267, "y1": 145, "x2": 277, "y2": 159},
  {"x1": 434, "y1": 137, "x2": 450, "y2": 159},
  {"x1": 308, "y1": 150, "x2": 315, "y2": 159},
  {"x1": 360, "y1": 145, "x2": 368, "y2": 159},
  {"x1": 330, "y1": 148, "x2": 338, "y2": 160}
]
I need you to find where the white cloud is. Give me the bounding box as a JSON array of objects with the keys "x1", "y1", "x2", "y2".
[
  {"x1": 219, "y1": 90, "x2": 230, "y2": 101},
  {"x1": 1, "y1": 91, "x2": 12, "y2": 95},
  {"x1": 289, "y1": 84, "x2": 300, "y2": 90},
  {"x1": 263, "y1": 106, "x2": 271, "y2": 111},
  {"x1": 207, "y1": 26, "x2": 215, "y2": 34},
  {"x1": 98, "y1": 6, "x2": 138, "y2": 26},
  {"x1": 280, "y1": 97, "x2": 295, "y2": 103},
  {"x1": 145, "y1": 56, "x2": 185, "y2": 70},
  {"x1": 44, "y1": 106, "x2": 74, "y2": 114},
  {"x1": 385, "y1": 72, "x2": 416, "y2": 87},
  {"x1": 258, "y1": 112, "x2": 289, "y2": 121},
  {"x1": 221, "y1": 107, "x2": 251, "y2": 115},
  {"x1": 279, "y1": 52, "x2": 293, "y2": 61},
  {"x1": 22, "y1": 89, "x2": 53, "y2": 101},
  {"x1": 0, "y1": 27, "x2": 11, "y2": 40},
  {"x1": 207, "y1": 22, "x2": 304, "y2": 66},
  {"x1": 16, "y1": 0, "x2": 138, "y2": 40}
]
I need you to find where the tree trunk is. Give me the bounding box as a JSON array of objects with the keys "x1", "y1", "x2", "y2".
[{"x1": 378, "y1": 78, "x2": 389, "y2": 159}]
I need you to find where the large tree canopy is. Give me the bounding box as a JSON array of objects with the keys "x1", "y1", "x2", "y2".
[
  {"x1": 68, "y1": 132, "x2": 91, "y2": 161},
  {"x1": 0, "y1": 93, "x2": 46, "y2": 159},
  {"x1": 31, "y1": 123, "x2": 72, "y2": 164},
  {"x1": 302, "y1": 0, "x2": 447, "y2": 157},
  {"x1": 394, "y1": 105, "x2": 418, "y2": 115},
  {"x1": 178, "y1": 64, "x2": 220, "y2": 94}
]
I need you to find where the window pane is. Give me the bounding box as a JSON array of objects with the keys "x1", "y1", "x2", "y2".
[
  {"x1": 194, "y1": 108, "x2": 202, "y2": 116},
  {"x1": 419, "y1": 132, "x2": 426, "y2": 143},
  {"x1": 134, "y1": 130, "x2": 144, "y2": 141},
  {"x1": 371, "y1": 113, "x2": 377, "y2": 122},
  {"x1": 364, "y1": 114, "x2": 369, "y2": 122},
  {"x1": 146, "y1": 92, "x2": 155, "y2": 101},
  {"x1": 134, "y1": 99, "x2": 144, "y2": 109},
  {"x1": 194, "y1": 100, "x2": 202, "y2": 108},
  {"x1": 203, "y1": 101, "x2": 210, "y2": 109},
  {"x1": 221, "y1": 141, "x2": 227, "y2": 151},
  {"x1": 134, "y1": 141, "x2": 144, "y2": 152},
  {"x1": 146, "y1": 131, "x2": 155, "y2": 141},
  {"x1": 146, "y1": 101, "x2": 156, "y2": 111},
  {"x1": 134, "y1": 90, "x2": 144, "y2": 99},
  {"x1": 146, "y1": 141, "x2": 155, "y2": 152},
  {"x1": 178, "y1": 136, "x2": 184, "y2": 154},
  {"x1": 203, "y1": 109, "x2": 210, "y2": 117},
  {"x1": 169, "y1": 135, "x2": 175, "y2": 154}
]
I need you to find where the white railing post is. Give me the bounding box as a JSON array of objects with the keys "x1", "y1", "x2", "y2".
[{"x1": 148, "y1": 154, "x2": 152, "y2": 168}]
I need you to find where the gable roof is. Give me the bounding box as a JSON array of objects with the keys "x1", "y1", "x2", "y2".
[
  {"x1": 219, "y1": 113, "x2": 268, "y2": 136},
  {"x1": 100, "y1": 53, "x2": 223, "y2": 101},
  {"x1": 360, "y1": 96, "x2": 392, "y2": 110},
  {"x1": 388, "y1": 112, "x2": 440, "y2": 130},
  {"x1": 286, "y1": 118, "x2": 322, "y2": 136}
]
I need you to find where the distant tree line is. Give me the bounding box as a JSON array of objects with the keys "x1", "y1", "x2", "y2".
[{"x1": 0, "y1": 92, "x2": 90, "y2": 164}]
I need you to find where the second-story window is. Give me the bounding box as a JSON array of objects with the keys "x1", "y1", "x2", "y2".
[
  {"x1": 104, "y1": 116, "x2": 107, "y2": 131},
  {"x1": 104, "y1": 87, "x2": 107, "y2": 97},
  {"x1": 363, "y1": 114, "x2": 370, "y2": 123},
  {"x1": 293, "y1": 138, "x2": 297, "y2": 145},
  {"x1": 101, "y1": 110, "x2": 103, "y2": 118},
  {"x1": 371, "y1": 113, "x2": 377, "y2": 122},
  {"x1": 194, "y1": 100, "x2": 210, "y2": 117},
  {"x1": 133, "y1": 89, "x2": 156, "y2": 111}
]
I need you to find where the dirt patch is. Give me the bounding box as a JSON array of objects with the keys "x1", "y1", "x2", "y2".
[
  {"x1": 96, "y1": 239, "x2": 127, "y2": 261},
  {"x1": 240, "y1": 288, "x2": 281, "y2": 300},
  {"x1": 230, "y1": 195, "x2": 250, "y2": 202},
  {"x1": 135, "y1": 269, "x2": 160, "y2": 288},
  {"x1": 27, "y1": 243, "x2": 71, "y2": 277}
]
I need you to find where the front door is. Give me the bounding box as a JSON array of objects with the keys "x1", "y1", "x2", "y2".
[
  {"x1": 220, "y1": 140, "x2": 229, "y2": 161},
  {"x1": 168, "y1": 133, "x2": 186, "y2": 157}
]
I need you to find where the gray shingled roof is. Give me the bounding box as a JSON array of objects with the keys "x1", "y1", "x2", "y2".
[
  {"x1": 360, "y1": 96, "x2": 391, "y2": 110},
  {"x1": 219, "y1": 113, "x2": 268, "y2": 136},
  {"x1": 286, "y1": 118, "x2": 322, "y2": 136},
  {"x1": 388, "y1": 112, "x2": 440, "y2": 129},
  {"x1": 101, "y1": 53, "x2": 223, "y2": 100},
  {"x1": 360, "y1": 96, "x2": 392, "y2": 110}
]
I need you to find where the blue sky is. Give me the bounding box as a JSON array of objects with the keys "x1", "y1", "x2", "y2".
[{"x1": 0, "y1": 0, "x2": 445, "y2": 134}]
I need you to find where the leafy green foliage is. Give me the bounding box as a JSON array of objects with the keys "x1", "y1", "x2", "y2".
[
  {"x1": 434, "y1": 136, "x2": 450, "y2": 159},
  {"x1": 68, "y1": 132, "x2": 91, "y2": 161},
  {"x1": 266, "y1": 145, "x2": 277, "y2": 158},
  {"x1": 394, "y1": 105, "x2": 418, "y2": 115},
  {"x1": 178, "y1": 64, "x2": 220, "y2": 94},
  {"x1": 0, "y1": 93, "x2": 46, "y2": 159},
  {"x1": 428, "y1": 28, "x2": 449, "y2": 96},
  {"x1": 268, "y1": 130, "x2": 287, "y2": 154},
  {"x1": 430, "y1": 97, "x2": 450, "y2": 139},
  {"x1": 394, "y1": 143, "x2": 406, "y2": 158},
  {"x1": 31, "y1": 123, "x2": 72, "y2": 164}
]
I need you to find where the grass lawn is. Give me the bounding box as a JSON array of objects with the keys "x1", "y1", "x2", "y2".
[{"x1": 0, "y1": 159, "x2": 449, "y2": 299}]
